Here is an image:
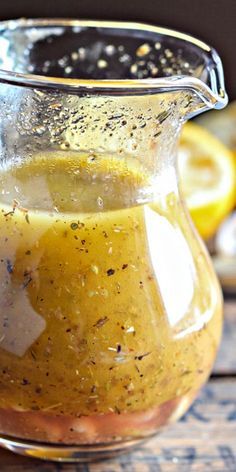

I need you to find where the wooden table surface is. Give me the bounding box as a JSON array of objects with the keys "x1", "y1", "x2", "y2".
[{"x1": 0, "y1": 297, "x2": 235, "y2": 471}]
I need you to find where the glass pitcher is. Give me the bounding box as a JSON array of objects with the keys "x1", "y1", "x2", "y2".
[{"x1": 0, "y1": 19, "x2": 227, "y2": 462}]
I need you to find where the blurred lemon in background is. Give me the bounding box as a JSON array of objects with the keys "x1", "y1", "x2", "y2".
[
  {"x1": 179, "y1": 122, "x2": 236, "y2": 240},
  {"x1": 196, "y1": 101, "x2": 236, "y2": 163}
]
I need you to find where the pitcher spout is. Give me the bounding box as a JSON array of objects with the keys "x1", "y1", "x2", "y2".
[{"x1": 173, "y1": 45, "x2": 228, "y2": 116}]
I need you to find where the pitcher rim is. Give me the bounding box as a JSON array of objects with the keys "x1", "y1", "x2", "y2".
[{"x1": 0, "y1": 18, "x2": 228, "y2": 109}]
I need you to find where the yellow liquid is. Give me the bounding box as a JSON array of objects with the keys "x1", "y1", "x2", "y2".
[{"x1": 0, "y1": 152, "x2": 222, "y2": 443}]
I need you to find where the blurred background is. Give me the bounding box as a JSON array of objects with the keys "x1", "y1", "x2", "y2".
[{"x1": 0, "y1": 0, "x2": 235, "y2": 100}]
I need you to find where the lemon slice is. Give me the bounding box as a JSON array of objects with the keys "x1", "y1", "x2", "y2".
[{"x1": 178, "y1": 122, "x2": 236, "y2": 240}]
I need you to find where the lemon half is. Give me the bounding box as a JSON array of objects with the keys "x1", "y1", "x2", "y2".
[{"x1": 179, "y1": 122, "x2": 236, "y2": 240}]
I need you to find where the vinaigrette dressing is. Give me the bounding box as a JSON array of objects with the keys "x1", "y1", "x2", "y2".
[{"x1": 0, "y1": 152, "x2": 222, "y2": 443}]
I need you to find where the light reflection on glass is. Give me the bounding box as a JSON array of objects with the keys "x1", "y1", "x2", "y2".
[{"x1": 144, "y1": 205, "x2": 195, "y2": 327}]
